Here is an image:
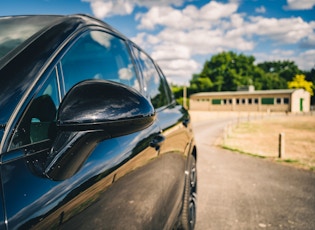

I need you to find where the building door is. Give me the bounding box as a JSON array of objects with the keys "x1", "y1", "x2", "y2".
[{"x1": 300, "y1": 98, "x2": 304, "y2": 112}]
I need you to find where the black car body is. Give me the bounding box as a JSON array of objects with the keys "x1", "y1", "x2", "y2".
[{"x1": 0, "y1": 14, "x2": 197, "y2": 229}]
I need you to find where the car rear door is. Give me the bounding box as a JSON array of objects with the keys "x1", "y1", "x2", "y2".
[{"x1": 131, "y1": 46, "x2": 192, "y2": 228}]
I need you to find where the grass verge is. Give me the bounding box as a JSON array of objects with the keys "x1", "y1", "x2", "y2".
[{"x1": 221, "y1": 114, "x2": 315, "y2": 172}]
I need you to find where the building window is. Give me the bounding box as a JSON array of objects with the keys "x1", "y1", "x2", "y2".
[
  {"x1": 212, "y1": 99, "x2": 221, "y2": 105},
  {"x1": 242, "y1": 98, "x2": 246, "y2": 104},
  {"x1": 261, "y1": 98, "x2": 274, "y2": 105},
  {"x1": 284, "y1": 98, "x2": 289, "y2": 104},
  {"x1": 248, "y1": 98, "x2": 252, "y2": 104},
  {"x1": 276, "y1": 98, "x2": 282, "y2": 104},
  {"x1": 254, "y1": 98, "x2": 259, "y2": 104},
  {"x1": 236, "y1": 98, "x2": 240, "y2": 104},
  {"x1": 222, "y1": 99, "x2": 231, "y2": 105}
]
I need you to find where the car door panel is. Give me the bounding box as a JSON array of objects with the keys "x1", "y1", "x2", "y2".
[
  {"x1": 1, "y1": 121, "x2": 163, "y2": 229},
  {"x1": 130, "y1": 46, "x2": 194, "y2": 228},
  {"x1": 156, "y1": 105, "x2": 192, "y2": 227}
]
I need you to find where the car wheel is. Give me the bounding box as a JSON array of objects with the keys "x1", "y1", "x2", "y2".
[{"x1": 179, "y1": 155, "x2": 197, "y2": 230}]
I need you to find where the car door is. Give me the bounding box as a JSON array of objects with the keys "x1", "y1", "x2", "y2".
[
  {"x1": 1, "y1": 29, "x2": 164, "y2": 229},
  {"x1": 131, "y1": 47, "x2": 192, "y2": 228}
]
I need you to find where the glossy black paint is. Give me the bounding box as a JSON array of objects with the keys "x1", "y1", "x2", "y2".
[
  {"x1": 2, "y1": 124, "x2": 162, "y2": 229},
  {"x1": 0, "y1": 14, "x2": 197, "y2": 230},
  {"x1": 58, "y1": 79, "x2": 155, "y2": 133}
]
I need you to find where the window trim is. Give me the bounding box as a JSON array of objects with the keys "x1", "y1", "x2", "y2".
[{"x1": 156, "y1": 65, "x2": 174, "y2": 106}]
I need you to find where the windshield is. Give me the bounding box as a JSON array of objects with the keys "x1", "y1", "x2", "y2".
[{"x1": 0, "y1": 15, "x2": 62, "y2": 60}]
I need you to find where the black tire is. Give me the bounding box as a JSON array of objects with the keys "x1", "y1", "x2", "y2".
[{"x1": 179, "y1": 155, "x2": 197, "y2": 230}]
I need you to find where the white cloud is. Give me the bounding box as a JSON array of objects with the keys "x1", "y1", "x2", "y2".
[
  {"x1": 300, "y1": 33, "x2": 315, "y2": 48},
  {"x1": 82, "y1": 0, "x2": 132, "y2": 18},
  {"x1": 198, "y1": 1, "x2": 238, "y2": 21},
  {"x1": 136, "y1": 1, "x2": 238, "y2": 30},
  {"x1": 284, "y1": 0, "x2": 315, "y2": 10},
  {"x1": 82, "y1": 0, "x2": 185, "y2": 19},
  {"x1": 295, "y1": 49, "x2": 315, "y2": 70},
  {"x1": 136, "y1": 6, "x2": 194, "y2": 30},
  {"x1": 151, "y1": 44, "x2": 191, "y2": 60},
  {"x1": 157, "y1": 59, "x2": 200, "y2": 85},
  {"x1": 271, "y1": 49, "x2": 295, "y2": 57},
  {"x1": 255, "y1": 6, "x2": 266, "y2": 13},
  {"x1": 228, "y1": 16, "x2": 315, "y2": 44}
]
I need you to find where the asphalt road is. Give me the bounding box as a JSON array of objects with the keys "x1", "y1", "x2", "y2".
[{"x1": 193, "y1": 117, "x2": 315, "y2": 230}]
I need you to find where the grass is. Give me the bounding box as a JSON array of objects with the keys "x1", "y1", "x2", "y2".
[
  {"x1": 222, "y1": 145, "x2": 267, "y2": 159},
  {"x1": 222, "y1": 114, "x2": 315, "y2": 171}
]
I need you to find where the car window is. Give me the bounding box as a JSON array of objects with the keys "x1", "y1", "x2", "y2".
[
  {"x1": 61, "y1": 30, "x2": 139, "y2": 93},
  {"x1": 132, "y1": 47, "x2": 169, "y2": 109},
  {"x1": 9, "y1": 69, "x2": 59, "y2": 150}
]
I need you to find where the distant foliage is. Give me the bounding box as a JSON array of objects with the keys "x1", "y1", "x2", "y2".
[
  {"x1": 257, "y1": 60, "x2": 301, "y2": 81},
  {"x1": 288, "y1": 74, "x2": 314, "y2": 96},
  {"x1": 190, "y1": 51, "x2": 259, "y2": 92},
  {"x1": 171, "y1": 51, "x2": 315, "y2": 105}
]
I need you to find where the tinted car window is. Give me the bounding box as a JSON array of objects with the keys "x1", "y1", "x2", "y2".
[
  {"x1": 132, "y1": 47, "x2": 169, "y2": 109},
  {"x1": 61, "y1": 30, "x2": 139, "y2": 92},
  {"x1": 9, "y1": 68, "x2": 59, "y2": 150}
]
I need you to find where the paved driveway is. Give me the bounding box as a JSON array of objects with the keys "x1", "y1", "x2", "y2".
[{"x1": 193, "y1": 116, "x2": 315, "y2": 229}]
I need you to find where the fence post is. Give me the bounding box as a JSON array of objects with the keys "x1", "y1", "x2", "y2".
[
  {"x1": 278, "y1": 133, "x2": 285, "y2": 158},
  {"x1": 183, "y1": 85, "x2": 187, "y2": 109}
]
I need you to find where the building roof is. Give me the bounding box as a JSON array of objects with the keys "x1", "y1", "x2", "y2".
[{"x1": 190, "y1": 89, "x2": 301, "y2": 98}]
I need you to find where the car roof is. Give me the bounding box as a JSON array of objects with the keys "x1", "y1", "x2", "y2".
[{"x1": 0, "y1": 14, "x2": 127, "y2": 128}]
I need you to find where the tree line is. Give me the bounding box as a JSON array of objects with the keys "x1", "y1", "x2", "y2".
[{"x1": 172, "y1": 51, "x2": 315, "y2": 105}]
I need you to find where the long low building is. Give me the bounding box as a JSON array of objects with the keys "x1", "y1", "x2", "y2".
[{"x1": 189, "y1": 88, "x2": 310, "y2": 113}]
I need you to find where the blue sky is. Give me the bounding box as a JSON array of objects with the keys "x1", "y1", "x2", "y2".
[{"x1": 1, "y1": 0, "x2": 315, "y2": 84}]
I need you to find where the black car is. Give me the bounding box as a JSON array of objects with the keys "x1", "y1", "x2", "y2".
[{"x1": 0, "y1": 14, "x2": 197, "y2": 229}]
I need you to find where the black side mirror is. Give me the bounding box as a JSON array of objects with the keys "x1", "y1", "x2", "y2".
[
  {"x1": 57, "y1": 79, "x2": 155, "y2": 136},
  {"x1": 45, "y1": 80, "x2": 155, "y2": 180}
]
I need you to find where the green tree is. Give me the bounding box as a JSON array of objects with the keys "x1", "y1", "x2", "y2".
[
  {"x1": 171, "y1": 84, "x2": 184, "y2": 99},
  {"x1": 190, "y1": 76, "x2": 213, "y2": 92},
  {"x1": 304, "y1": 68, "x2": 315, "y2": 104},
  {"x1": 304, "y1": 68, "x2": 315, "y2": 83},
  {"x1": 288, "y1": 74, "x2": 313, "y2": 95},
  {"x1": 190, "y1": 51, "x2": 270, "y2": 92},
  {"x1": 255, "y1": 72, "x2": 288, "y2": 90},
  {"x1": 257, "y1": 60, "x2": 301, "y2": 81},
  {"x1": 173, "y1": 51, "x2": 314, "y2": 104},
  {"x1": 192, "y1": 51, "x2": 262, "y2": 92}
]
